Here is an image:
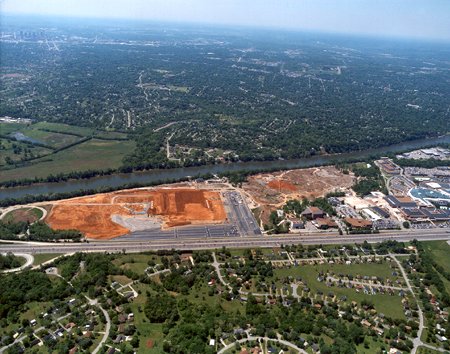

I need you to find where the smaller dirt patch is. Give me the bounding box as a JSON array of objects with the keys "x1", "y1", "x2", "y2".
[
  {"x1": 2, "y1": 207, "x2": 43, "y2": 223},
  {"x1": 267, "y1": 179, "x2": 297, "y2": 192},
  {"x1": 146, "y1": 339, "x2": 154, "y2": 348}
]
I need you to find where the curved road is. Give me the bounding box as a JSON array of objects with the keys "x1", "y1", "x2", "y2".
[
  {"x1": 217, "y1": 336, "x2": 307, "y2": 354},
  {"x1": 0, "y1": 253, "x2": 34, "y2": 273}
]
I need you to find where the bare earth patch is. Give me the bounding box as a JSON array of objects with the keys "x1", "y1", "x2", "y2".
[
  {"x1": 242, "y1": 166, "x2": 355, "y2": 224},
  {"x1": 46, "y1": 188, "x2": 226, "y2": 239}
]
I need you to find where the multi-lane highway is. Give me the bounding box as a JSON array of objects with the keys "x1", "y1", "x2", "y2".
[{"x1": 0, "y1": 229, "x2": 448, "y2": 255}]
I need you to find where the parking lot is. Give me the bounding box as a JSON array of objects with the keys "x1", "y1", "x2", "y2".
[{"x1": 223, "y1": 191, "x2": 262, "y2": 237}]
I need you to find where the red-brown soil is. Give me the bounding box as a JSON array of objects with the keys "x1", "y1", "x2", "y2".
[{"x1": 46, "y1": 188, "x2": 226, "y2": 239}]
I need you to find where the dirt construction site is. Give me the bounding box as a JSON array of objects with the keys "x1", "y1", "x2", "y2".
[
  {"x1": 46, "y1": 187, "x2": 226, "y2": 239},
  {"x1": 242, "y1": 166, "x2": 355, "y2": 223}
]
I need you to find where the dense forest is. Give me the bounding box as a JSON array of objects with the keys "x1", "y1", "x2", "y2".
[
  {"x1": 0, "y1": 253, "x2": 22, "y2": 270},
  {"x1": 1, "y1": 18, "x2": 449, "y2": 171},
  {"x1": 0, "y1": 220, "x2": 81, "y2": 242}
]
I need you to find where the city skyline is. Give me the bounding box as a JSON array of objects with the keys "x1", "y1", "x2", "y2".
[{"x1": 2, "y1": 0, "x2": 450, "y2": 42}]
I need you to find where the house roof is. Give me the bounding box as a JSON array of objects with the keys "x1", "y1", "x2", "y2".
[
  {"x1": 315, "y1": 218, "x2": 338, "y2": 227},
  {"x1": 344, "y1": 217, "x2": 372, "y2": 228},
  {"x1": 302, "y1": 206, "x2": 324, "y2": 215}
]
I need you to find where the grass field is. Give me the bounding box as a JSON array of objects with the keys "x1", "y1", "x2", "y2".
[
  {"x1": 0, "y1": 138, "x2": 135, "y2": 181},
  {"x1": 0, "y1": 122, "x2": 29, "y2": 135},
  {"x1": 30, "y1": 122, "x2": 98, "y2": 136},
  {"x1": 422, "y1": 241, "x2": 450, "y2": 294},
  {"x1": 33, "y1": 253, "x2": 63, "y2": 266},
  {"x1": 422, "y1": 241, "x2": 450, "y2": 270},
  {"x1": 20, "y1": 127, "x2": 81, "y2": 148},
  {"x1": 31, "y1": 122, "x2": 129, "y2": 140}
]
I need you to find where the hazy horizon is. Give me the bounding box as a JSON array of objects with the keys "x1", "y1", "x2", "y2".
[{"x1": 2, "y1": 0, "x2": 450, "y2": 42}]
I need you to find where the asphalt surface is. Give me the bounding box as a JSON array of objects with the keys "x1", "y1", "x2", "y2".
[
  {"x1": 0, "y1": 229, "x2": 448, "y2": 254},
  {"x1": 223, "y1": 191, "x2": 261, "y2": 236}
]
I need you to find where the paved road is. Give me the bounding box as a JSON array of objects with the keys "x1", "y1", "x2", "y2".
[
  {"x1": 0, "y1": 253, "x2": 34, "y2": 273},
  {"x1": 0, "y1": 229, "x2": 448, "y2": 254},
  {"x1": 390, "y1": 254, "x2": 424, "y2": 354},
  {"x1": 92, "y1": 303, "x2": 111, "y2": 354},
  {"x1": 325, "y1": 276, "x2": 408, "y2": 291}
]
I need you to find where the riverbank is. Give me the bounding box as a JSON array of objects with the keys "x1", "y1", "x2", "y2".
[{"x1": 1, "y1": 135, "x2": 449, "y2": 203}]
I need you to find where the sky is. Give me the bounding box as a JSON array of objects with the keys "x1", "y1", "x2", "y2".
[{"x1": 2, "y1": 0, "x2": 450, "y2": 41}]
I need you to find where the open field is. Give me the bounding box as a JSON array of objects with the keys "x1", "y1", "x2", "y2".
[
  {"x1": 46, "y1": 188, "x2": 226, "y2": 239},
  {"x1": 0, "y1": 138, "x2": 135, "y2": 182},
  {"x1": 1, "y1": 207, "x2": 43, "y2": 223}
]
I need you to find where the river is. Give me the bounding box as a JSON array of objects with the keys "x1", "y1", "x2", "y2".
[{"x1": 1, "y1": 135, "x2": 449, "y2": 200}]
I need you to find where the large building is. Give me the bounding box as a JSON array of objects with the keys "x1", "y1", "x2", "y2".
[
  {"x1": 301, "y1": 207, "x2": 325, "y2": 220},
  {"x1": 344, "y1": 217, "x2": 373, "y2": 229},
  {"x1": 384, "y1": 195, "x2": 417, "y2": 209}
]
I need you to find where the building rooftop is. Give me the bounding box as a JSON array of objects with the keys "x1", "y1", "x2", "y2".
[{"x1": 344, "y1": 217, "x2": 373, "y2": 228}]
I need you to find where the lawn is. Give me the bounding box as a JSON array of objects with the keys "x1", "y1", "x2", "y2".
[
  {"x1": 113, "y1": 254, "x2": 153, "y2": 274},
  {"x1": 110, "y1": 274, "x2": 133, "y2": 285},
  {"x1": 33, "y1": 253, "x2": 63, "y2": 266},
  {"x1": 0, "y1": 138, "x2": 135, "y2": 182},
  {"x1": 274, "y1": 261, "x2": 401, "y2": 282},
  {"x1": 21, "y1": 301, "x2": 52, "y2": 321},
  {"x1": 417, "y1": 347, "x2": 445, "y2": 354}
]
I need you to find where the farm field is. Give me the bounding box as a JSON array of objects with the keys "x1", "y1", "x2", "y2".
[
  {"x1": 18, "y1": 125, "x2": 81, "y2": 148},
  {"x1": 46, "y1": 187, "x2": 226, "y2": 239},
  {"x1": 0, "y1": 121, "x2": 133, "y2": 182},
  {"x1": 0, "y1": 138, "x2": 135, "y2": 182}
]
